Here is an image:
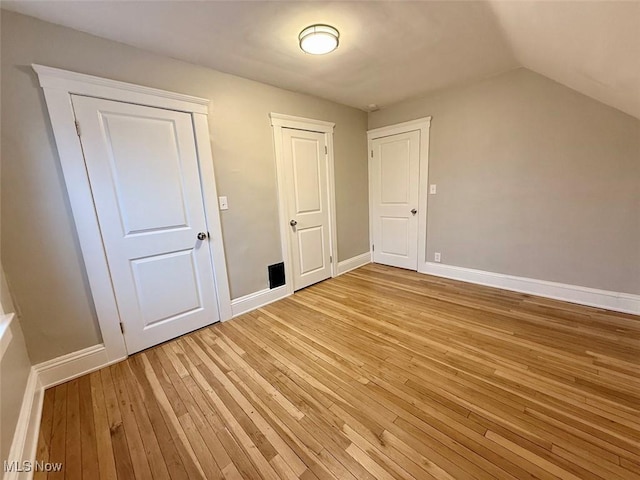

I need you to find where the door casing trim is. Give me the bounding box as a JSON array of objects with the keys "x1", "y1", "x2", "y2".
[
  {"x1": 269, "y1": 113, "x2": 338, "y2": 295},
  {"x1": 367, "y1": 117, "x2": 432, "y2": 272},
  {"x1": 34, "y1": 64, "x2": 232, "y2": 362}
]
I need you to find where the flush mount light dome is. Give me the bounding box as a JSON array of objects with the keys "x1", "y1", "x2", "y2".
[{"x1": 299, "y1": 24, "x2": 339, "y2": 55}]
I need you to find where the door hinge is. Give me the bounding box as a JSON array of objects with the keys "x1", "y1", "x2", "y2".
[
  {"x1": 372, "y1": 244, "x2": 375, "y2": 252},
  {"x1": 324, "y1": 145, "x2": 328, "y2": 155},
  {"x1": 75, "y1": 121, "x2": 81, "y2": 137},
  {"x1": 371, "y1": 150, "x2": 373, "y2": 158},
  {"x1": 119, "y1": 322, "x2": 124, "y2": 334},
  {"x1": 330, "y1": 255, "x2": 333, "y2": 263}
]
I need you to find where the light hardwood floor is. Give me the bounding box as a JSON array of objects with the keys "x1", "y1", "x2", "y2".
[{"x1": 34, "y1": 264, "x2": 640, "y2": 479}]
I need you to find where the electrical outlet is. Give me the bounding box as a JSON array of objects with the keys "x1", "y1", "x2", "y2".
[
  {"x1": 429, "y1": 184, "x2": 437, "y2": 195},
  {"x1": 218, "y1": 196, "x2": 228, "y2": 210},
  {"x1": 434, "y1": 252, "x2": 441, "y2": 263}
]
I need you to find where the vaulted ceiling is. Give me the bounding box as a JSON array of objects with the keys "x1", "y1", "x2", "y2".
[{"x1": 3, "y1": 1, "x2": 639, "y2": 119}]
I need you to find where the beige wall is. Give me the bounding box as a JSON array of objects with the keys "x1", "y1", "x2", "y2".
[
  {"x1": 0, "y1": 10, "x2": 30, "y2": 461},
  {"x1": 370, "y1": 68, "x2": 640, "y2": 295},
  {"x1": 1, "y1": 10, "x2": 369, "y2": 364}
]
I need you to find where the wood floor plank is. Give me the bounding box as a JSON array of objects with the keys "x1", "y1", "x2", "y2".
[
  {"x1": 34, "y1": 264, "x2": 640, "y2": 479},
  {"x1": 127, "y1": 355, "x2": 196, "y2": 480},
  {"x1": 48, "y1": 384, "x2": 67, "y2": 480},
  {"x1": 78, "y1": 375, "x2": 99, "y2": 478},
  {"x1": 224, "y1": 321, "x2": 378, "y2": 480},
  {"x1": 33, "y1": 388, "x2": 55, "y2": 480},
  {"x1": 64, "y1": 379, "x2": 81, "y2": 480},
  {"x1": 119, "y1": 361, "x2": 172, "y2": 480},
  {"x1": 100, "y1": 366, "x2": 136, "y2": 480},
  {"x1": 110, "y1": 363, "x2": 154, "y2": 480},
  {"x1": 89, "y1": 371, "x2": 118, "y2": 480},
  {"x1": 155, "y1": 345, "x2": 233, "y2": 477},
  {"x1": 137, "y1": 352, "x2": 207, "y2": 479}
]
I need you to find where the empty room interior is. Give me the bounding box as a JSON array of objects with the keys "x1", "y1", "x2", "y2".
[{"x1": 0, "y1": 1, "x2": 639, "y2": 479}]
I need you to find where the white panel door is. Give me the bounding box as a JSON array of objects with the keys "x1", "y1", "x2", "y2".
[
  {"x1": 72, "y1": 95, "x2": 220, "y2": 354},
  {"x1": 282, "y1": 128, "x2": 332, "y2": 290},
  {"x1": 371, "y1": 130, "x2": 420, "y2": 270}
]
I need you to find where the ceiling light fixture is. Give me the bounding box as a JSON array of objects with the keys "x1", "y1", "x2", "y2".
[{"x1": 299, "y1": 24, "x2": 339, "y2": 55}]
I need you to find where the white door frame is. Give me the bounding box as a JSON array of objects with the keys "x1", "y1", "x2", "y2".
[
  {"x1": 33, "y1": 64, "x2": 232, "y2": 363},
  {"x1": 270, "y1": 113, "x2": 338, "y2": 295},
  {"x1": 367, "y1": 117, "x2": 432, "y2": 272}
]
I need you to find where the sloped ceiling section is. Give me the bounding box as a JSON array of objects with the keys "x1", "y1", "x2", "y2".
[
  {"x1": 488, "y1": 1, "x2": 640, "y2": 120},
  {"x1": 2, "y1": 1, "x2": 639, "y2": 119}
]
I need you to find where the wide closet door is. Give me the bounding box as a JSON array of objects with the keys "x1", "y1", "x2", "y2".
[{"x1": 72, "y1": 95, "x2": 220, "y2": 353}]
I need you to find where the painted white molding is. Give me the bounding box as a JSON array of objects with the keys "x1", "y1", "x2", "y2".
[
  {"x1": 34, "y1": 344, "x2": 123, "y2": 389},
  {"x1": 192, "y1": 114, "x2": 233, "y2": 322},
  {"x1": 325, "y1": 132, "x2": 339, "y2": 283},
  {"x1": 368, "y1": 117, "x2": 432, "y2": 139},
  {"x1": 367, "y1": 117, "x2": 431, "y2": 271},
  {"x1": 337, "y1": 252, "x2": 372, "y2": 276},
  {"x1": 0, "y1": 313, "x2": 15, "y2": 361},
  {"x1": 421, "y1": 262, "x2": 640, "y2": 315},
  {"x1": 4, "y1": 369, "x2": 43, "y2": 480},
  {"x1": 32, "y1": 64, "x2": 209, "y2": 114},
  {"x1": 5, "y1": 342, "x2": 120, "y2": 480},
  {"x1": 269, "y1": 112, "x2": 339, "y2": 295},
  {"x1": 269, "y1": 113, "x2": 335, "y2": 132},
  {"x1": 231, "y1": 285, "x2": 290, "y2": 318},
  {"x1": 34, "y1": 64, "x2": 231, "y2": 359}
]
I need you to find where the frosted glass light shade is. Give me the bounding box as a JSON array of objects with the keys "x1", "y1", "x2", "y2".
[{"x1": 299, "y1": 25, "x2": 339, "y2": 55}]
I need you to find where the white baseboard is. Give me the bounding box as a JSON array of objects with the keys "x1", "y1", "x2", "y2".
[
  {"x1": 230, "y1": 254, "x2": 372, "y2": 318},
  {"x1": 4, "y1": 369, "x2": 43, "y2": 480},
  {"x1": 34, "y1": 344, "x2": 118, "y2": 389},
  {"x1": 4, "y1": 344, "x2": 122, "y2": 480},
  {"x1": 231, "y1": 285, "x2": 290, "y2": 318},
  {"x1": 420, "y1": 262, "x2": 640, "y2": 315},
  {"x1": 336, "y1": 252, "x2": 371, "y2": 276}
]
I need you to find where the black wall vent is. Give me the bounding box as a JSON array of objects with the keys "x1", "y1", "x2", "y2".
[{"x1": 268, "y1": 262, "x2": 285, "y2": 289}]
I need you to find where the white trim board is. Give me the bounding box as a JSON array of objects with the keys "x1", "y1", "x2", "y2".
[
  {"x1": 337, "y1": 252, "x2": 372, "y2": 276},
  {"x1": 421, "y1": 262, "x2": 640, "y2": 315},
  {"x1": 4, "y1": 343, "x2": 117, "y2": 480},
  {"x1": 231, "y1": 285, "x2": 290, "y2": 318},
  {"x1": 5, "y1": 343, "x2": 125, "y2": 479},
  {"x1": 269, "y1": 113, "x2": 335, "y2": 132},
  {"x1": 368, "y1": 117, "x2": 432, "y2": 139},
  {"x1": 231, "y1": 251, "x2": 373, "y2": 318},
  {"x1": 269, "y1": 112, "x2": 339, "y2": 295},
  {"x1": 33, "y1": 64, "x2": 209, "y2": 114},
  {"x1": 34, "y1": 344, "x2": 122, "y2": 389},
  {"x1": 4, "y1": 369, "x2": 43, "y2": 480},
  {"x1": 33, "y1": 64, "x2": 232, "y2": 362}
]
